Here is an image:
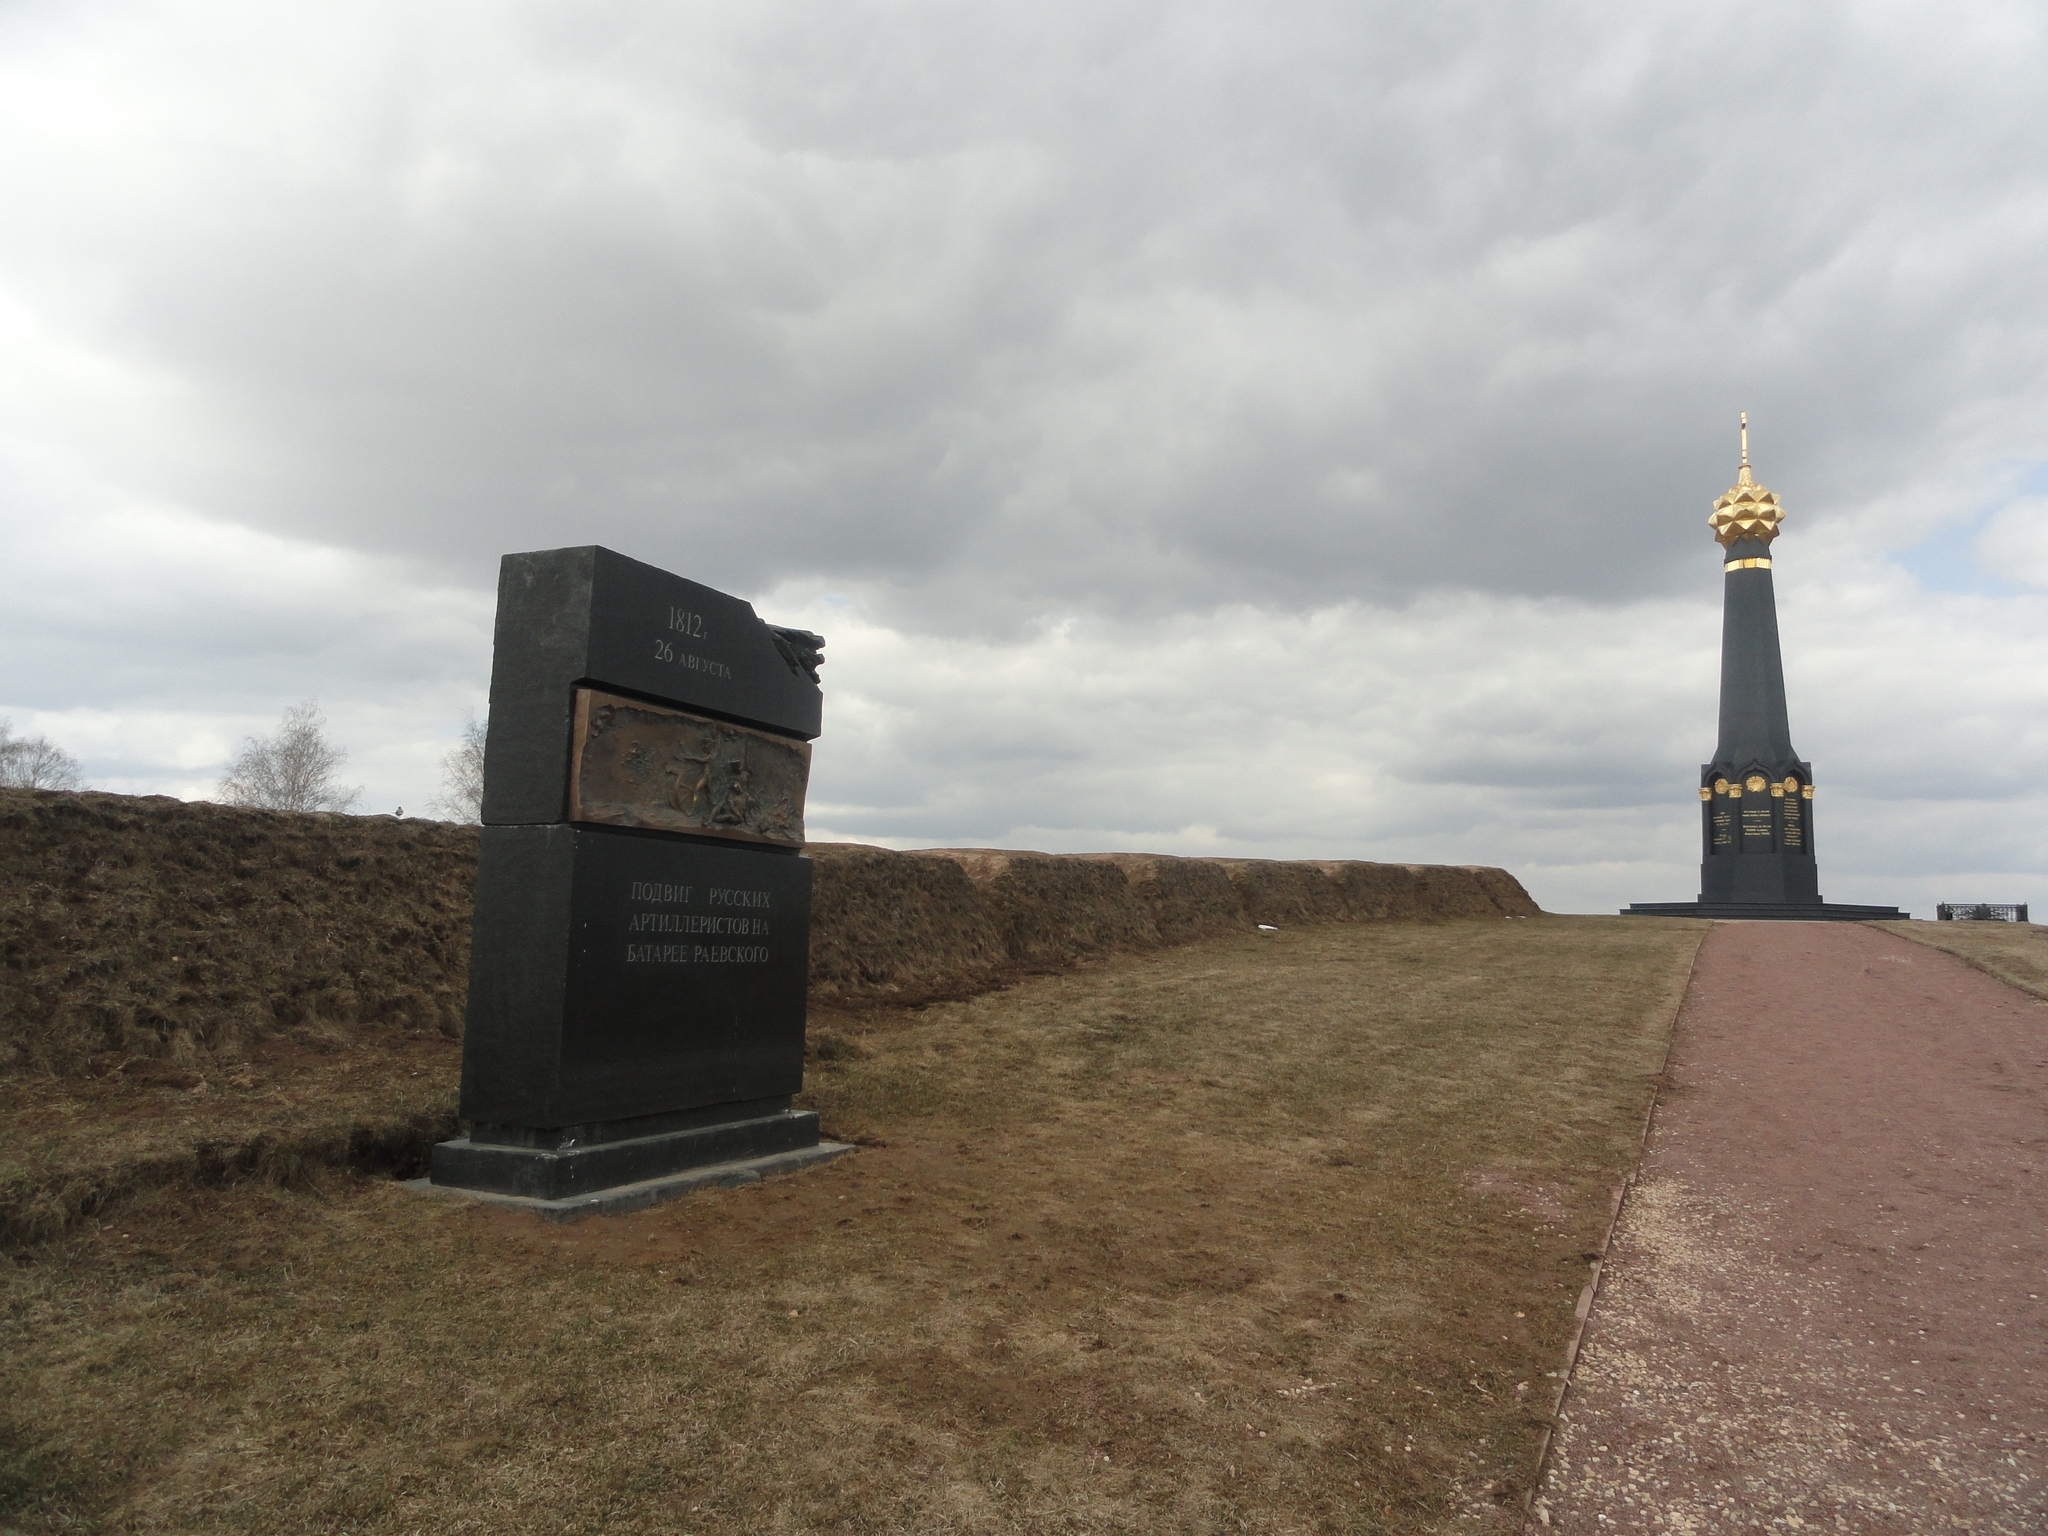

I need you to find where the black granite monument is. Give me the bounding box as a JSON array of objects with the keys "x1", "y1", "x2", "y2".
[
  {"x1": 1625, "y1": 420, "x2": 1905, "y2": 922},
  {"x1": 429, "y1": 546, "x2": 850, "y2": 1216}
]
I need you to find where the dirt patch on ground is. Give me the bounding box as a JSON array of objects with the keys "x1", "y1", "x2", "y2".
[
  {"x1": 1, "y1": 916, "x2": 1698, "y2": 1536},
  {"x1": 1534, "y1": 921, "x2": 2048, "y2": 1532}
]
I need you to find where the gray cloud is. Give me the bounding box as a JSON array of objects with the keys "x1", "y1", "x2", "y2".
[
  {"x1": 4, "y1": 0, "x2": 2045, "y2": 627},
  {"x1": 1, "y1": 0, "x2": 2045, "y2": 912}
]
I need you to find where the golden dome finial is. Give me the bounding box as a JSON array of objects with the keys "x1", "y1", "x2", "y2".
[{"x1": 1709, "y1": 412, "x2": 1783, "y2": 547}]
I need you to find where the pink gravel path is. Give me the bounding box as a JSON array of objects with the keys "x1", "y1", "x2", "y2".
[{"x1": 1532, "y1": 921, "x2": 2048, "y2": 1533}]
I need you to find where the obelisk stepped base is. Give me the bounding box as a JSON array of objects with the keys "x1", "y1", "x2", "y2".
[{"x1": 1624, "y1": 900, "x2": 1907, "y2": 922}]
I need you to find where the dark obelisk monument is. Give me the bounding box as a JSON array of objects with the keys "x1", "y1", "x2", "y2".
[
  {"x1": 429, "y1": 546, "x2": 850, "y2": 1216},
  {"x1": 1626, "y1": 420, "x2": 1905, "y2": 921}
]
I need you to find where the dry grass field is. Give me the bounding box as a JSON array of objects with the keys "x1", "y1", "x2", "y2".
[
  {"x1": 0, "y1": 1026, "x2": 460, "y2": 1246},
  {"x1": 2, "y1": 915, "x2": 1703, "y2": 1535}
]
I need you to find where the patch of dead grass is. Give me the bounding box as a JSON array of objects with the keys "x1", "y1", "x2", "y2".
[
  {"x1": 1, "y1": 915, "x2": 1703, "y2": 1535},
  {"x1": 1878, "y1": 919, "x2": 2048, "y2": 1001},
  {"x1": 0, "y1": 1029, "x2": 460, "y2": 1245},
  {"x1": 0, "y1": 791, "x2": 476, "y2": 1076}
]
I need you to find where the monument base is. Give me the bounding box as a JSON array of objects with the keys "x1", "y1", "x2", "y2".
[
  {"x1": 1621, "y1": 900, "x2": 1908, "y2": 921},
  {"x1": 412, "y1": 1140, "x2": 854, "y2": 1223},
  {"x1": 431, "y1": 1106, "x2": 831, "y2": 1202}
]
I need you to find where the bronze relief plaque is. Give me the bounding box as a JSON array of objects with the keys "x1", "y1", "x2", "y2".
[{"x1": 567, "y1": 688, "x2": 811, "y2": 847}]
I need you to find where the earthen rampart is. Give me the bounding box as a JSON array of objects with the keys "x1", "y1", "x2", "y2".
[{"x1": 1, "y1": 789, "x2": 1537, "y2": 1073}]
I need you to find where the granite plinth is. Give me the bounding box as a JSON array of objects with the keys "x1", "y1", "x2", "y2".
[
  {"x1": 1622, "y1": 900, "x2": 1908, "y2": 921},
  {"x1": 1699, "y1": 843, "x2": 1820, "y2": 904},
  {"x1": 455, "y1": 823, "x2": 812, "y2": 1131},
  {"x1": 415, "y1": 1140, "x2": 854, "y2": 1223},
  {"x1": 481, "y1": 545, "x2": 822, "y2": 826},
  {"x1": 432, "y1": 1107, "x2": 827, "y2": 1201}
]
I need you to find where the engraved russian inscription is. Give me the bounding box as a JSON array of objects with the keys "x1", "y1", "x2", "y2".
[
  {"x1": 625, "y1": 943, "x2": 772, "y2": 964},
  {"x1": 620, "y1": 871, "x2": 778, "y2": 966},
  {"x1": 651, "y1": 605, "x2": 727, "y2": 674}
]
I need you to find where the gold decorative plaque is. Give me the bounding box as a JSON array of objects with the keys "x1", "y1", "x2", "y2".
[
  {"x1": 1770, "y1": 783, "x2": 1785, "y2": 797},
  {"x1": 566, "y1": 688, "x2": 811, "y2": 847},
  {"x1": 1698, "y1": 787, "x2": 1712, "y2": 801},
  {"x1": 1745, "y1": 774, "x2": 1768, "y2": 793},
  {"x1": 1713, "y1": 777, "x2": 1730, "y2": 794},
  {"x1": 1782, "y1": 777, "x2": 1798, "y2": 793}
]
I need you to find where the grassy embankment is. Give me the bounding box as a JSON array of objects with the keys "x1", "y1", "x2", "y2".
[
  {"x1": 0, "y1": 787, "x2": 1535, "y2": 1245},
  {"x1": 3, "y1": 914, "x2": 1704, "y2": 1535},
  {"x1": 1881, "y1": 918, "x2": 2048, "y2": 1001}
]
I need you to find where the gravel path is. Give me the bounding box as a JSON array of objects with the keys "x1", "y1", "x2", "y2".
[{"x1": 1531, "y1": 921, "x2": 2048, "y2": 1533}]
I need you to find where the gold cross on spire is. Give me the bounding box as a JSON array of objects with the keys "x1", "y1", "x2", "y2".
[{"x1": 1739, "y1": 411, "x2": 1749, "y2": 469}]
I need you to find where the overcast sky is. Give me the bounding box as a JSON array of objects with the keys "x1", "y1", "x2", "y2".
[{"x1": 3, "y1": 0, "x2": 2046, "y2": 915}]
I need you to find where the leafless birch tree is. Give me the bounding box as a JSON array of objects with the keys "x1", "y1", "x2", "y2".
[
  {"x1": 0, "y1": 718, "x2": 84, "y2": 790},
  {"x1": 217, "y1": 701, "x2": 362, "y2": 812},
  {"x1": 430, "y1": 713, "x2": 487, "y2": 822}
]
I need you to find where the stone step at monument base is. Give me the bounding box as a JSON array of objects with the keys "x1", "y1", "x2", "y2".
[
  {"x1": 428, "y1": 1107, "x2": 843, "y2": 1209},
  {"x1": 1621, "y1": 900, "x2": 1908, "y2": 921},
  {"x1": 410, "y1": 1140, "x2": 854, "y2": 1223}
]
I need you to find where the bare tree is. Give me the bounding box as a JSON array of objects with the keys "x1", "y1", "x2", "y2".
[
  {"x1": 0, "y1": 718, "x2": 84, "y2": 790},
  {"x1": 430, "y1": 712, "x2": 487, "y2": 822},
  {"x1": 217, "y1": 702, "x2": 362, "y2": 812}
]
